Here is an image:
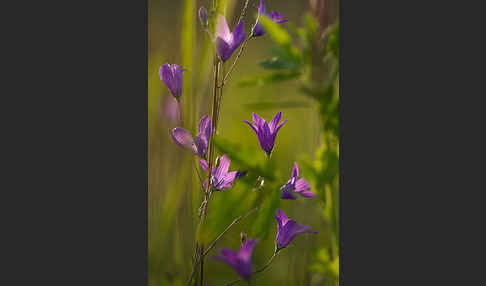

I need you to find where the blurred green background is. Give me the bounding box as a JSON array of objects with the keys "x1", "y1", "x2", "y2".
[{"x1": 149, "y1": 0, "x2": 339, "y2": 285}]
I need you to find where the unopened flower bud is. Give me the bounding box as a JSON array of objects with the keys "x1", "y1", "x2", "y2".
[
  {"x1": 240, "y1": 232, "x2": 247, "y2": 244},
  {"x1": 199, "y1": 7, "x2": 208, "y2": 27}
]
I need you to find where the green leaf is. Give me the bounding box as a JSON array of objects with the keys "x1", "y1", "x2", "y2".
[{"x1": 238, "y1": 72, "x2": 301, "y2": 87}]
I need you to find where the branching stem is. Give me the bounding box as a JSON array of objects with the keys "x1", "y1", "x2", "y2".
[
  {"x1": 185, "y1": 207, "x2": 257, "y2": 286},
  {"x1": 203, "y1": 207, "x2": 258, "y2": 257}
]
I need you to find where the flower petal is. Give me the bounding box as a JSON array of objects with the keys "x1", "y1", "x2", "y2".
[
  {"x1": 199, "y1": 159, "x2": 208, "y2": 172},
  {"x1": 291, "y1": 162, "x2": 299, "y2": 179},
  {"x1": 243, "y1": 120, "x2": 259, "y2": 134},
  {"x1": 268, "y1": 111, "x2": 282, "y2": 133},
  {"x1": 237, "y1": 238, "x2": 257, "y2": 262},
  {"x1": 216, "y1": 15, "x2": 232, "y2": 42},
  {"x1": 252, "y1": 21, "x2": 265, "y2": 37},
  {"x1": 160, "y1": 64, "x2": 176, "y2": 96},
  {"x1": 170, "y1": 128, "x2": 197, "y2": 154},
  {"x1": 258, "y1": 122, "x2": 273, "y2": 154},
  {"x1": 274, "y1": 119, "x2": 288, "y2": 135},
  {"x1": 197, "y1": 114, "x2": 212, "y2": 144},
  {"x1": 256, "y1": 0, "x2": 266, "y2": 15},
  {"x1": 294, "y1": 178, "x2": 311, "y2": 193},
  {"x1": 298, "y1": 190, "x2": 316, "y2": 198},
  {"x1": 194, "y1": 136, "x2": 207, "y2": 157},
  {"x1": 252, "y1": 113, "x2": 266, "y2": 130},
  {"x1": 171, "y1": 64, "x2": 183, "y2": 97},
  {"x1": 276, "y1": 220, "x2": 317, "y2": 249},
  {"x1": 275, "y1": 209, "x2": 289, "y2": 226},
  {"x1": 216, "y1": 37, "x2": 232, "y2": 62},
  {"x1": 281, "y1": 189, "x2": 297, "y2": 200},
  {"x1": 230, "y1": 20, "x2": 245, "y2": 51},
  {"x1": 213, "y1": 243, "x2": 254, "y2": 281},
  {"x1": 214, "y1": 154, "x2": 230, "y2": 182},
  {"x1": 213, "y1": 248, "x2": 237, "y2": 265},
  {"x1": 268, "y1": 11, "x2": 287, "y2": 23},
  {"x1": 219, "y1": 171, "x2": 238, "y2": 190}
]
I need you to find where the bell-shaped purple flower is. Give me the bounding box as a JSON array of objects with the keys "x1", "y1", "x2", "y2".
[
  {"x1": 199, "y1": 154, "x2": 238, "y2": 191},
  {"x1": 280, "y1": 162, "x2": 315, "y2": 200},
  {"x1": 243, "y1": 111, "x2": 287, "y2": 156},
  {"x1": 252, "y1": 0, "x2": 289, "y2": 37},
  {"x1": 274, "y1": 209, "x2": 317, "y2": 251},
  {"x1": 159, "y1": 63, "x2": 185, "y2": 98},
  {"x1": 169, "y1": 114, "x2": 212, "y2": 158},
  {"x1": 215, "y1": 15, "x2": 245, "y2": 62},
  {"x1": 213, "y1": 238, "x2": 258, "y2": 281}
]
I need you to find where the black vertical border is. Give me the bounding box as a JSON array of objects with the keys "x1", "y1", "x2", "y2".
[{"x1": 10, "y1": 0, "x2": 148, "y2": 283}]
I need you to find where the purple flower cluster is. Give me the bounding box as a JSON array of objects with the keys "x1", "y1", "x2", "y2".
[{"x1": 161, "y1": 3, "x2": 320, "y2": 283}]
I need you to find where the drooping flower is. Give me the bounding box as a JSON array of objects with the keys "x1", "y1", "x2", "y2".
[
  {"x1": 159, "y1": 63, "x2": 185, "y2": 98},
  {"x1": 213, "y1": 238, "x2": 258, "y2": 281},
  {"x1": 161, "y1": 96, "x2": 180, "y2": 124},
  {"x1": 280, "y1": 162, "x2": 315, "y2": 200},
  {"x1": 169, "y1": 114, "x2": 212, "y2": 158},
  {"x1": 243, "y1": 111, "x2": 287, "y2": 156},
  {"x1": 274, "y1": 209, "x2": 317, "y2": 250},
  {"x1": 252, "y1": 0, "x2": 289, "y2": 37},
  {"x1": 199, "y1": 154, "x2": 238, "y2": 191},
  {"x1": 214, "y1": 15, "x2": 245, "y2": 62}
]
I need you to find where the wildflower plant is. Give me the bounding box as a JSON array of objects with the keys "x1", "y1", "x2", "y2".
[{"x1": 154, "y1": 0, "x2": 338, "y2": 285}]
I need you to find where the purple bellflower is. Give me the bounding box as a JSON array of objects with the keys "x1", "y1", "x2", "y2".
[
  {"x1": 252, "y1": 0, "x2": 289, "y2": 37},
  {"x1": 159, "y1": 63, "x2": 185, "y2": 98},
  {"x1": 274, "y1": 209, "x2": 317, "y2": 251},
  {"x1": 199, "y1": 154, "x2": 238, "y2": 191},
  {"x1": 214, "y1": 15, "x2": 245, "y2": 62},
  {"x1": 243, "y1": 111, "x2": 287, "y2": 156},
  {"x1": 213, "y1": 238, "x2": 258, "y2": 281},
  {"x1": 280, "y1": 162, "x2": 315, "y2": 200},
  {"x1": 169, "y1": 114, "x2": 212, "y2": 158}
]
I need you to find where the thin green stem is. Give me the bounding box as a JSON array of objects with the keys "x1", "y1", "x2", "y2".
[
  {"x1": 185, "y1": 205, "x2": 256, "y2": 286},
  {"x1": 203, "y1": 207, "x2": 258, "y2": 257},
  {"x1": 219, "y1": 35, "x2": 252, "y2": 88}
]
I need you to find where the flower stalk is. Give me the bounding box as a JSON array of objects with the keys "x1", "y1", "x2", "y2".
[{"x1": 192, "y1": 50, "x2": 224, "y2": 285}]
